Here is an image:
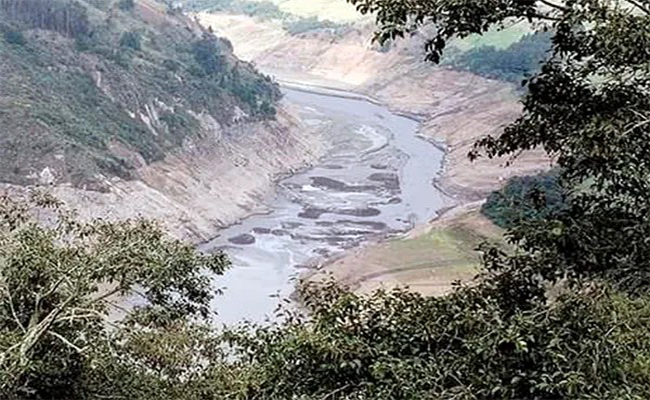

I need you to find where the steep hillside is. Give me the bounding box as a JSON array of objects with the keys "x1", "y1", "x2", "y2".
[
  {"x1": 0, "y1": 0, "x2": 282, "y2": 189},
  {"x1": 0, "y1": 0, "x2": 324, "y2": 240}
]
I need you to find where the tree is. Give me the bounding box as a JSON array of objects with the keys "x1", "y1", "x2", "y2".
[
  {"x1": 215, "y1": 281, "x2": 650, "y2": 399},
  {"x1": 3, "y1": 1, "x2": 650, "y2": 398},
  {"x1": 2, "y1": 30, "x2": 26, "y2": 46},
  {"x1": 0, "y1": 0, "x2": 90, "y2": 38},
  {"x1": 0, "y1": 192, "x2": 228, "y2": 398},
  {"x1": 481, "y1": 170, "x2": 566, "y2": 229},
  {"x1": 183, "y1": 1, "x2": 649, "y2": 397},
  {"x1": 445, "y1": 31, "x2": 552, "y2": 84},
  {"x1": 192, "y1": 35, "x2": 226, "y2": 75},
  {"x1": 347, "y1": 0, "x2": 650, "y2": 293}
]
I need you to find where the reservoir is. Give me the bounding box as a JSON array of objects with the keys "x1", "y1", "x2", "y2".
[{"x1": 201, "y1": 86, "x2": 447, "y2": 324}]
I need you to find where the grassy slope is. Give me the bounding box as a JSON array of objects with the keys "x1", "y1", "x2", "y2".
[
  {"x1": 317, "y1": 207, "x2": 503, "y2": 296},
  {"x1": 450, "y1": 21, "x2": 532, "y2": 52},
  {"x1": 0, "y1": 0, "x2": 280, "y2": 189}
]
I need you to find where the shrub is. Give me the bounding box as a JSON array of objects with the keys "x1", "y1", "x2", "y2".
[
  {"x1": 481, "y1": 170, "x2": 567, "y2": 229},
  {"x1": 283, "y1": 16, "x2": 348, "y2": 36},
  {"x1": 118, "y1": 0, "x2": 135, "y2": 11},
  {"x1": 3, "y1": 29, "x2": 27, "y2": 46},
  {"x1": 192, "y1": 36, "x2": 225, "y2": 75},
  {"x1": 445, "y1": 32, "x2": 552, "y2": 84},
  {"x1": 119, "y1": 30, "x2": 141, "y2": 50}
]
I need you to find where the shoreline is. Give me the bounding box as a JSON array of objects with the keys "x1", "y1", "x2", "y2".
[
  {"x1": 201, "y1": 79, "x2": 455, "y2": 266},
  {"x1": 200, "y1": 77, "x2": 466, "y2": 299}
]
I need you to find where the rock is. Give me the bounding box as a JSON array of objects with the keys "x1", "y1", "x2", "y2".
[
  {"x1": 228, "y1": 233, "x2": 256, "y2": 245},
  {"x1": 39, "y1": 167, "x2": 55, "y2": 185}
]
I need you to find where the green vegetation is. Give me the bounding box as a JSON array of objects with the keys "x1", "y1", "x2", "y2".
[
  {"x1": 0, "y1": 0, "x2": 90, "y2": 38},
  {"x1": 482, "y1": 170, "x2": 566, "y2": 229},
  {"x1": 283, "y1": 16, "x2": 349, "y2": 36},
  {"x1": 0, "y1": 193, "x2": 229, "y2": 398},
  {"x1": 445, "y1": 32, "x2": 552, "y2": 84},
  {"x1": 184, "y1": 0, "x2": 285, "y2": 19},
  {"x1": 119, "y1": 30, "x2": 141, "y2": 50},
  {"x1": 3, "y1": 0, "x2": 650, "y2": 398},
  {"x1": 183, "y1": 0, "x2": 351, "y2": 37},
  {"x1": 1, "y1": 29, "x2": 25, "y2": 46},
  {"x1": 0, "y1": 0, "x2": 281, "y2": 189},
  {"x1": 118, "y1": 0, "x2": 134, "y2": 11},
  {"x1": 451, "y1": 22, "x2": 531, "y2": 52}
]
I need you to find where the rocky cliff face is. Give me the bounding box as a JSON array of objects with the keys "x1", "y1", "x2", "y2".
[{"x1": 9, "y1": 104, "x2": 324, "y2": 242}]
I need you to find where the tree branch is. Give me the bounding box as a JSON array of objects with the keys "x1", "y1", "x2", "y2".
[
  {"x1": 623, "y1": 0, "x2": 650, "y2": 14},
  {"x1": 49, "y1": 331, "x2": 86, "y2": 354},
  {"x1": 19, "y1": 294, "x2": 77, "y2": 367},
  {"x1": 539, "y1": 0, "x2": 569, "y2": 11},
  {"x1": 0, "y1": 343, "x2": 21, "y2": 368},
  {"x1": 528, "y1": 12, "x2": 562, "y2": 21},
  {"x1": 2, "y1": 288, "x2": 26, "y2": 333},
  {"x1": 88, "y1": 286, "x2": 124, "y2": 306}
]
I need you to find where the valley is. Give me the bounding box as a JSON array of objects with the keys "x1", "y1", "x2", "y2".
[
  {"x1": 195, "y1": 5, "x2": 550, "y2": 320},
  {"x1": 201, "y1": 86, "x2": 447, "y2": 323},
  {"x1": 0, "y1": 0, "x2": 549, "y2": 322}
]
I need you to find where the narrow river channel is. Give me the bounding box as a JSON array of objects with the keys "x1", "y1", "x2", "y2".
[{"x1": 201, "y1": 86, "x2": 447, "y2": 324}]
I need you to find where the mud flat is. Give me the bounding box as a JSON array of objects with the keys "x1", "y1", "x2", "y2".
[{"x1": 201, "y1": 87, "x2": 448, "y2": 324}]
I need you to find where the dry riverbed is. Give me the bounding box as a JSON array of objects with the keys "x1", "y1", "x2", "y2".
[{"x1": 197, "y1": 11, "x2": 550, "y2": 305}]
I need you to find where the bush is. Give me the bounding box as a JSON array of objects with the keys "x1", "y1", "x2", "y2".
[
  {"x1": 283, "y1": 16, "x2": 349, "y2": 36},
  {"x1": 481, "y1": 170, "x2": 567, "y2": 228},
  {"x1": 192, "y1": 36, "x2": 225, "y2": 75},
  {"x1": 3, "y1": 29, "x2": 27, "y2": 46},
  {"x1": 118, "y1": 0, "x2": 135, "y2": 11},
  {"x1": 446, "y1": 32, "x2": 552, "y2": 84},
  {"x1": 119, "y1": 30, "x2": 141, "y2": 50}
]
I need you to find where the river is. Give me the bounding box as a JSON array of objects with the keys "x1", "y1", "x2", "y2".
[{"x1": 201, "y1": 86, "x2": 447, "y2": 324}]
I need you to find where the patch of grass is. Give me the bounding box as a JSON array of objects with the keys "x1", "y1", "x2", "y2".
[
  {"x1": 444, "y1": 28, "x2": 552, "y2": 85},
  {"x1": 270, "y1": 0, "x2": 363, "y2": 23},
  {"x1": 328, "y1": 211, "x2": 504, "y2": 296},
  {"x1": 183, "y1": 0, "x2": 351, "y2": 37}
]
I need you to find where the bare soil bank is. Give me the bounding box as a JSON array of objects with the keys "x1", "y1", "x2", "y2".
[{"x1": 1, "y1": 104, "x2": 324, "y2": 242}]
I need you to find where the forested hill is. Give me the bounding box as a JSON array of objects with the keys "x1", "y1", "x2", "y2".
[{"x1": 0, "y1": 0, "x2": 281, "y2": 190}]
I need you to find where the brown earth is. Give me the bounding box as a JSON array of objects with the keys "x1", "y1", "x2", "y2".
[
  {"x1": 0, "y1": 1, "x2": 326, "y2": 244},
  {"x1": 313, "y1": 202, "x2": 502, "y2": 296}
]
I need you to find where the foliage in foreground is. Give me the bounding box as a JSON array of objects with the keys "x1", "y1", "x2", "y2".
[
  {"x1": 481, "y1": 170, "x2": 566, "y2": 229},
  {"x1": 3, "y1": 0, "x2": 650, "y2": 398},
  {"x1": 218, "y1": 282, "x2": 650, "y2": 399},
  {"x1": 0, "y1": 193, "x2": 228, "y2": 399},
  {"x1": 1, "y1": 194, "x2": 648, "y2": 400}
]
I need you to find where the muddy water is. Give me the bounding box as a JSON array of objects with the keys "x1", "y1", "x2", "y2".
[{"x1": 201, "y1": 87, "x2": 447, "y2": 324}]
